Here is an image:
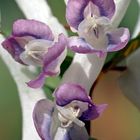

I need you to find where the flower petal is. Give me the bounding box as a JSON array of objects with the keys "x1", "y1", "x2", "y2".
[
  {"x1": 68, "y1": 36, "x2": 106, "y2": 57},
  {"x1": 54, "y1": 83, "x2": 92, "y2": 106},
  {"x1": 80, "y1": 104, "x2": 107, "y2": 120},
  {"x1": 27, "y1": 34, "x2": 67, "y2": 88},
  {"x1": 54, "y1": 127, "x2": 70, "y2": 140},
  {"x1": 12, "y1": 19, "x2": 54, "y2": 41},
  {"x1": 107, "y1": 28, "x2": 130, "y2": 52},
  {"x1": 83, "y1": 1, "x2": 100, "y2": 18},
  {"x1": 20, "y1": 39, "x2": 53, "y2": 66},
  {"x1": 66, "y1": 0, "x2": 115, "y2": 29},
  {"x1": 68, "y1": 124, "x2": 89, "y2": 140},
  {"x1": 66, "y1": 0, "x2": 88, "y2": 30},
  {"x1": 2, "y1": 36, "x2": 25, "y2": 64},
  {"x1": 33, "y1": 99, "x2": 54, "y2": 140},
  {"x1": 43, "y1": 33, "x2": 67, "y2": 75},
  {"x1": 92, "y1": 0, "x2": 115, "y2": 19},
  {"x1": 27, "y1": 72, "x2": 46, "y2": 88}
]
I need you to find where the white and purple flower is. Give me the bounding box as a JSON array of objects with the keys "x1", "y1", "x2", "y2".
[
  {"x1": 66, "y1": 0, "x2": 130, "y2": 57},
  {"x1": 2, "y1": 19, "x2": 67, "y2": 88},
  {"x1": 33, "y1": 83, "x2": 107, "y2": 140}
]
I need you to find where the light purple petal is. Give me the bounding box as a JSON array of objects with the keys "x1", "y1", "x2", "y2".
[
  {"x1": 43, "y1": 33, "x2": 67, "y2": 75},
  {"x1": 107, "y1": 28, "x2": 130, "y2": 52},
  {"x1": 27, "y1": 72, "x2": 46, "y2": 89},
  {"x1": 54, "y1": 83, "x2": 92, "y2": 106},
  {"x1": 54, "y1": 127, "x2": 70, "y2": 140},
  {"x1": 80, "y1": 104, "x2": 107, "y2": 120},
  {"x1": 68, "y1": 36, "x2": 106, "y2": 57},
  {"x1": 92, "y1": 0, "x2": 115, "y2": 19},
  {"x1": 33, "y1": 99, "x2": 54, "y2": 140},
  {"x1": 27, "y1": 34, "x2": 67, "y2": 89},
  {"x1": 66, "y1": 0, "x2": 88, "y2": 29},
  {"x1": 12, "y1": 19, "x2": 54, "y2": 41},
  {"x1": 2, "y1": 36, "x2": 25, "y2": 64},
  {"x1": 68, "y1": 124, "x2": 89, "y2": 140},
  {"x1": 66, "y1": 0, "x2": 115, "y2": 29}
]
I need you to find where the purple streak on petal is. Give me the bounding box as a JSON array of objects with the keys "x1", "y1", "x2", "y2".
[
  {"x1": 14, "y1": 36, "x2": 34, "y2": 48},
  {"x1": 54, "y1": 83, "x2": 92, "y2": 106},
  {"x1": 43, "y1": 34, "x2": 67, "y2": 75},
  {"x1": 107, "y1": 28, "x2": 130, "y2": 52},
  {"x1": 68, "y1": 36, "x2": 106, "y2": 57},
  {"x1": 92, "y1": 0, "x2": 115, "y2": 19},
  {"x1": 66, "y1": 0, "x2": 88, "y2": 29},
  {"x1": 33, "y1": 99, "x2": 54, "y2": 140},
  {"x1": 1, "y1": 36, "x2": 25, "y2": 64},
  {"x1": 80, "y1": 104, "x2": 107, "y2": 120},
  {"x1": 41, "y1": 114, "x2": 51, "y2": 140},
  {"x1": 12, "y1": 19, "x2": 54, "y2": 41},
  {"x1": 27, "y1": 72, "x2": 46, "y2": 88},
  {"x1": 66, "y1": 0, "x2": 115, "y2": 29}
]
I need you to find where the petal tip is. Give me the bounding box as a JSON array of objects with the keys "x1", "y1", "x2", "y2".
[
  {"x1": 26, "y1": 73, "x2": 46, "y2": 89},
  {"x1": 97, "y1": 104, "x2": 108, "y2": 115}
]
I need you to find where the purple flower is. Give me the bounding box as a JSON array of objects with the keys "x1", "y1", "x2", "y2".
[
  {"x1": 66, "y1": 0, "x2": 130, "y2": 57},
  {"x1": 33, "y1": 83, "x2": 107, "y2": 140},
  {"x1": 2, "y1": 19, "x2": 67, "y2": 88}
]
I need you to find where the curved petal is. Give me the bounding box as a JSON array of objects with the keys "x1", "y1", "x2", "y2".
[
  {"x1": 66, "y1": 0, "x2": 115, "y2": 29},
  {"x1": 93, "y1": 0, "x2": 115, "y2": 19},
  {"x1": 27, "y1": 34, "x2": 67, "y2": 88},
  {"x1": 54, "y1": 83, "x2": 92, "y2": 106},
  {"x1": 68, "y1": 36, "x2": 106, "y2": 57},
  {"x1": 107, "y1": 28, "x2": 130, "y2": 52},
  {"x1": 43, "y1": 33, "x2": 67, "y2": 75},
  {"x1": 80, "y1": 104, "x2": 107, "y2": 120},
  {"x1": 54, "y1": 127, "x2": 70, "y2": 140},
  {"x1": 33, "y1": 99, "x2": 54, "y2": 140},
  {"x1": 66, "y1": 0, "x2": 88, "y2": 30},
  {"x1": 12, "y1": 19, "x2": 54, "y2": 41},
  {"x1": 1, "y1": 36, "x2": 25, "y2": 64},
  {"x1": 27, "y1": 72, "x2": 46, "y2": 88},
  {"x1": 68, "y1": 124, "x2": 89, "y2": 140}
]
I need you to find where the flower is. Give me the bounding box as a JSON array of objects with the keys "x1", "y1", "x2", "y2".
[
  {"x1": 66, "y1": 0, "x2": 130, "y2": 57},
  {"x1": 33, "y1": 83, "x2": 107, "y2": 140},
  {"x1": 2, "y1": 19, "x2": 67, "y2": 88}
]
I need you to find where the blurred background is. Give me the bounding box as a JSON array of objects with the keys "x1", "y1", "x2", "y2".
[{"x1": 0, "y1": 0, "x2": 140, "y2": 140}]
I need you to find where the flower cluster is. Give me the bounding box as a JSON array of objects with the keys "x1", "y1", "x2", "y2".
[
  {"x1": 1, "y1": 0, "x2": 130, "y2": 139},
  {"x1": 1, "y1": 0, "x2": 130, "y2": 88}
]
